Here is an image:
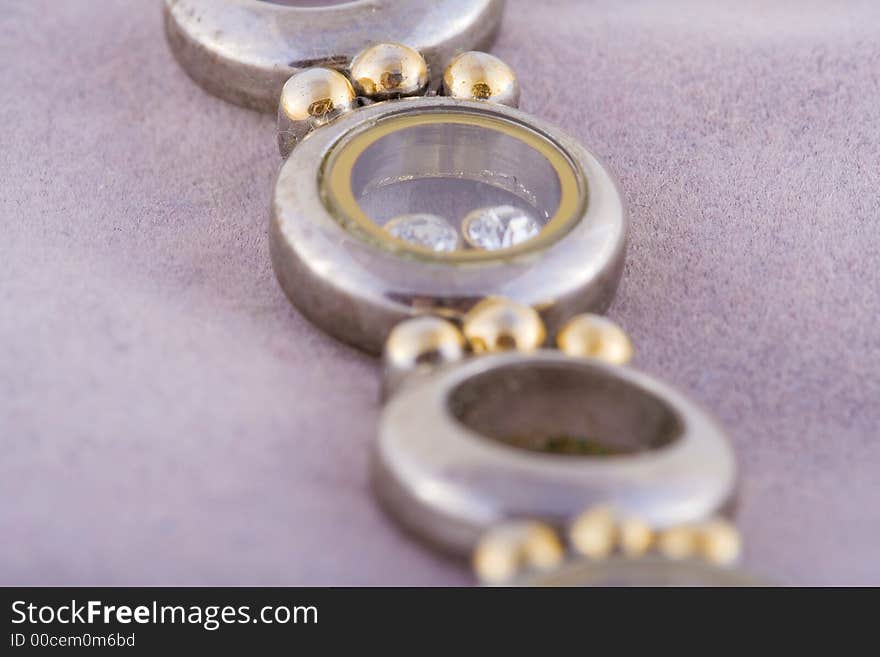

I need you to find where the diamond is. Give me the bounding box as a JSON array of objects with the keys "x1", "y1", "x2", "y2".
[
  {"x1": 462, "y1": 205, "x2": 542, "y2": 250},
  {"x1": 383, "y1": 213, "x2": 460, "y2": 252}
]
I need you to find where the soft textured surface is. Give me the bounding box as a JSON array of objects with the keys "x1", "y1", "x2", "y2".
[{"x1": 1, "y1": 0, "x2": 878, "y2": 585}]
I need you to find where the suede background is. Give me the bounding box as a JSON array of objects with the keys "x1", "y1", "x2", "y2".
[{"x1": 1, "y1": 0, "x2": 878, "y2": 585}]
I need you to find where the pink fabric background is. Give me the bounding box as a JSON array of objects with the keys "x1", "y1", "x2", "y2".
[{"x1": 2, "y1": 0, "x2": 879, "y2": 585}]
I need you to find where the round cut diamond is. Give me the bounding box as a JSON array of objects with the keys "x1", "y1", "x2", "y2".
[
  {"x1": 383, "y1": 213, "x2": 460, "y2": 252},
  {"x1": 462, "y1": 205, "x2": 542, "y2": 250}
]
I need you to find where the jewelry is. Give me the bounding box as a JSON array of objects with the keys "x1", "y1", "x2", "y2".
[
  {"x1": 165, "y1": 0, "x2": 504, "y2": 111},
  {"x1": 376, "y1": 332, "x2": 735, "y2": 555},
  {"x1": 474, "y1": 509, "x2": 759, "y2": 586},
  {"x1": 271, "y1": 93, "x2": 625, "y2": 352},
  {"x1": 165, "y1": 0, "x2": 759, "y2": 586}
]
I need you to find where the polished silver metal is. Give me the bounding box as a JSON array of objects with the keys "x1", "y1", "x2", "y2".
[
  {"x1": 270, "y1": 97, "x2": 627, "y2": 354},
  {"x1": 514, "y1": 557, "x2": 764, "y2": 587},
  {"x1": 372, "y1": 350, "x2": 736, "y2": 556},
  {"x1": 163, "y1": 0, "x2": 505, "y2": 112}
]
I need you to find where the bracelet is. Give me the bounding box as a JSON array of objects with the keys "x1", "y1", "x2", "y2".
[{"x1": 165, "y1": 0, "x2": 760, "y2": 586}]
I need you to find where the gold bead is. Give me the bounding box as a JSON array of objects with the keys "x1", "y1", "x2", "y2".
[
  {"x1": 462, "y1": 297, "x2": 546, "y2": 353},
  {"x1": 382, "y1": 316, "x2": 465, "y2": 399},
  {"x1": 473, "y1": 521, "x2": 564, "y2": 585},
  {"x1": 523, "y1": 523, "x2": 566, "y2": 571},
  {"x1": 618, "y1": 517, "x2": 654, "y2": 558},
  {"x1": 384, "y1": 316, "x2": 465, "y2": 370},
  {"x1": 556, "y1": 314, "x2": 634, "y2": 365},
  {"x1": 569, "y1": 506, "x2": 617, "y2": 560},
  {"x1": 278, "y1": 68, "x2": 357, "y2": 156},
  {"x1": 349, "y1": 42, "x2": 429, "y2": 100},
  {"x1": 657, "y1": 526, "x2": 699, "y2": 560},
  {"x1": 698, "y1": 518, "x2": 742, "y2": 566},
  {"x1": 442, "y1": 51, "x2": 520, "y2": 107}
]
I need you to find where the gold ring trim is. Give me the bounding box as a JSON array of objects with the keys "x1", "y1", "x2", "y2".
[{"x1": 320, "y1": 108, "x2": 587, "y2": 263}]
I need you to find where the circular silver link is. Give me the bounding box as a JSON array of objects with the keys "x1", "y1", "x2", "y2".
[
  {"x1": 270, "y1": 97, "x2": 627, "y2": 354},
  {"x1": 373, "y1": 351, "x2": 737, "y2": 555},
  {"x1": 164, "y1": 0, "x2": 505, "y2": 111}
]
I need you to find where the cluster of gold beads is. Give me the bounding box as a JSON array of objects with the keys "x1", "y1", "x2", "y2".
[
  {"x1": 381, "y1": 297, "x2": 634, "y2": 398},
  {"x1": 474, "y1": 507, "x2": 743, "y2": 586},
  {"x1": 278, "y1": 42, "x2": 520, "y2": 156}
]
